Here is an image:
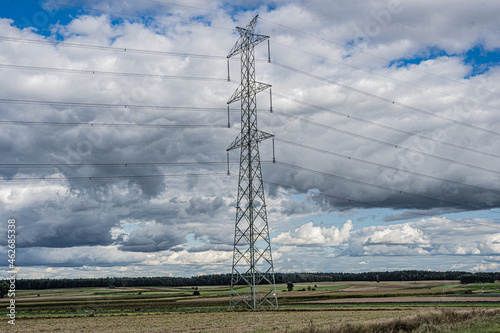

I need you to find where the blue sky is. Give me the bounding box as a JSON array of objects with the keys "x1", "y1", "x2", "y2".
[
  {"x1": 3, "y1": 0, "x2": 78, "y2": 35},
  {"x1": 389, "y1": 45, "x2": 500, "y2": 78},
  {"x1": 0, "y1": 0, "x2": 499, "y2": 279}
]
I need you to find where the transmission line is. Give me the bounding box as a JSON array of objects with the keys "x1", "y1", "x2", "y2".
[
  {"x1": 0, "y1": 120, "x2": 228, "y2": 128},
  {"x1": 270, "y1": 110, "x2": 500, "y2": 177},
  {"x1": 259, "y1": 17, "x2": 500, "y2": 98},
  {"x1": 1, "y1": 172, "x2": 227, "y2": 182},
  {"x1": 42, "y1": 1, "x2": 500, "y2": 100},
  {"x1": 276, "y1": 138, "x2": 500, "y2": 195},
  {"x1": 275, "y1": 161, "x2": 500, "y2": 215},
  {"x1": 0, "y1": 98, "x2": 237, "y2": 112},
  {"x1": 0, "y1": 36, "x2": 227, "y2": 60},
  {"x1": 3, "y1": 63, "x2": 497, "y2": 159},
  {"x1": 0, "y1": 161, "x2": 238, "y2": 169},
  {"x1": 273, "y1": 61, "x2": 500, "y2": 138},
  {"x1": 261, "y1": 178, "x2": 500, "y2": 231},
  {"x1": 0, "y1": 64, "x2": 230, "y2": 82},
  {"x1": 271, "y1": 41, "x2": 500, "y2": 111},
  {"x1": 271, "y1": 93, "x2": 500, "y2": 160}
]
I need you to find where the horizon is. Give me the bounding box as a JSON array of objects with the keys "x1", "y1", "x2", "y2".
[{"x1": 11, "y1": 269, "x2": 498, "y2": 282}]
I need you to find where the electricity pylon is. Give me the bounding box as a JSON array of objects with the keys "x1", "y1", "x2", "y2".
[{"x1": 226, "y1": 15, "x2": 278, "y2": 310}]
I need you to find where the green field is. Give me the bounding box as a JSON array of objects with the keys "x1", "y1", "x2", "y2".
[{"x1": 1, "y1": 281, "x2": 500, "y2": 332}]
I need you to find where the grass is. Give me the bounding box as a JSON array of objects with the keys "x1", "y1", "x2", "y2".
[
  {"x1": 294, "y1": 308, "x2": 500, "y2": 333},
  {"x1": 1, "y1": 280, "x2": 499, "y2": 331}
]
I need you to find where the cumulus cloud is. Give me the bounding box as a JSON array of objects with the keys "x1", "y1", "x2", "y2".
[
  {"x1": 160, "y1": 249, "x2": 231, "y2": 265},
  {"x1": 345, "y1": 217, "x2": 500, "y2": 257},
  {"x1": 363, "y1": 224, "x2": 429, "y2": 246},
  {"x1": 273, "y1": 220, "x2": 353, "y2": 246}
]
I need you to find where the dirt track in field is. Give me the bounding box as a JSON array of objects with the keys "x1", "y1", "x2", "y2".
[{"x1": 305, "y1": 295, "x2": 500, "y2": 304}]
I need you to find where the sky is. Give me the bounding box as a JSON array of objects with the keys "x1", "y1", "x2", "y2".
[{"x1": 1, "y1": 0, "x2": 500, "y2": 279}]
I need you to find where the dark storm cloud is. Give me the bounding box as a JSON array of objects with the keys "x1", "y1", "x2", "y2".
[
  {"x1": 118, "y1": 221, "x2": 187, "y2": 252},
  {"x1": 186, "y1": 196, "x2": 225, "y2": 216},
  {"x1": 16, "y1": 245, "x2": 147, "y2": 267},
  {"x1": 187, "y1": 243, "x2": 232, "y2": 253},
  {"x1": 19, "y1": 216, "x2": 114, "y2": 248},
  {"x1": 383, "y1": 207, "x2": 465, "y2": 222}
]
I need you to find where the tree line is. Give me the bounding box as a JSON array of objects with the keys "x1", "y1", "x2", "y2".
[{"x1": 3, "y1": 270, "x2": 498, "y2": 291}]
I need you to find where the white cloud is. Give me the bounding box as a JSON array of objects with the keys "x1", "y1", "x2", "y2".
[
  {"x1": 472, "y1": 262, "x2": 500, "y2": 272},
  {"x1": 363, "y1": 223, "x2": 429, "y2": 246},
  {"x1": 160, "y1": 250, "x2": 231, "y2": 265},
  {"x1": 0, "y1": 179, "x2": 70, "y2": 210},
  {"x1": 345, "y1": 217, "x2": 500, "y2": 257},
  {"x1": 272, "y1": 220, "x2": 353, "y2": 246}
]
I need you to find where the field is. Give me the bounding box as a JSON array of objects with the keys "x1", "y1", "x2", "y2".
[{"x1": 1, "y1": 281, "x2": 500, "y2": 332}]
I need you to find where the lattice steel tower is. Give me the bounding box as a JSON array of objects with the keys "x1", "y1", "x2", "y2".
[{"x1": 226, "y1": 15, "x2": 278, "y2": 310}]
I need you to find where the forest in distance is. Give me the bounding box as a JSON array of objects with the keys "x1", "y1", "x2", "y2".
[{"x1": 5, "y1": 270, "x2": 498, "y2": 290}]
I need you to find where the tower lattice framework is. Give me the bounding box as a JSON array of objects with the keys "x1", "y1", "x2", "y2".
[{"x1": 226, "y1": 15, "x2": 278, "y2": 310}]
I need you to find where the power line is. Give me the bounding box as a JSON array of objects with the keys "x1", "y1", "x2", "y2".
[
  {"x1": 262, "y1": 178, "x2": 500, "y2": 231},
  {"x1": 0, "y1": 161, "x2": 238, "y2": 169},
  {"x1": 25, "y1": 1, "x2": 499, "y2": 103},
  {"x1": 0, "y1": 160, "x2": 273, "y2": 170},
  {"x1": 272, "y1": 61, "x2": 500, "y2": 138},
  {"x1": 3, "y1": 63, "x2": 497, "y2": 159},
  {"x1": 271, "y1": 41, "x2": 500, "y2": 111},
  {"x1": 3, "y1": 5, "x2": 496, "y2": 215},
  {"x1": 7, "y1": 37, "x2": 493, "y2": 145},
  {"x1": 275, "y1": 161, "x2": 500, "y2": 215},
  {"x1": 0, "y1": 172, "x2": 227, "y2": 182},
  {"x1": 0, "y1": 98, "x2": 238, "y2": 112},
  {"x1": 0, "y1": 120, "x2": 228, "y2": 128},
  {"x1": 271, "y1": 110, "x2": 500, "y2": 177},
  {"x1": 41, "y1": 0, "x2": 495, "y2": 102},
  {"x1": 0, "y1": 63, "x2": 231, "y2": 82},
  {"x1": 259, "y1": 17, "x2": 500, "y2": 98},
  {"x1": 276, "y1": 138, "x2": 500, "y2": 195},
  {"x1": 0, "y1": 36, "x2": 227, "y2": 60},
  {"x1": 6, "y1": 30, "x2": 495, "y2": 142},
  {"x1": 3, "y1": 63, "x2": 497, "y2": 160},
  {"x1": 272, "y1": 93, "x2": 500, "y2": 160}
]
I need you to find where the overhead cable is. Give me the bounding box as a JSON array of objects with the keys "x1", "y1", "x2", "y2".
[
  {"x1": 275, "y1": 161, "x2": 500, "y2": 215},
  {"x1": 0, "y1": 120, "x2": 228, "y2": 128},
  {"x1": 0, "y1": 98, "x2": 237, "y2": 112},
  {"x1": 272, "y1": 93, "x2": 500, "y2": 160},
  {"x1": 271, "y1": 41, "x2": 500, "y2": 111},
  {"x1": 0, "y1": 36, "x2": 226, "y2": 60},
  {"x1": 271, "y1": 110, "x2": 500, "y2": 176},
  {"x1": 0, "y1": 64, "x2": 230, "y2": 82},
  {"x1": 259, "y1": 17, "x2": 500, "y2": 98},
  {"x1": 262, "y1": 178, "x2": 500, "y2": 231},
  {"x1": 276, "y1": 138, "x2": 500, "y2": 195},
  {"x1": 1, "y1": 172, "x2": 227, "y2": 182},
  {"x1": 0, "y1": 161, "x2": 237, "y2": 169},
  {"x1": 273, "y1": 61, "x2": 500, "y2": 138}
]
